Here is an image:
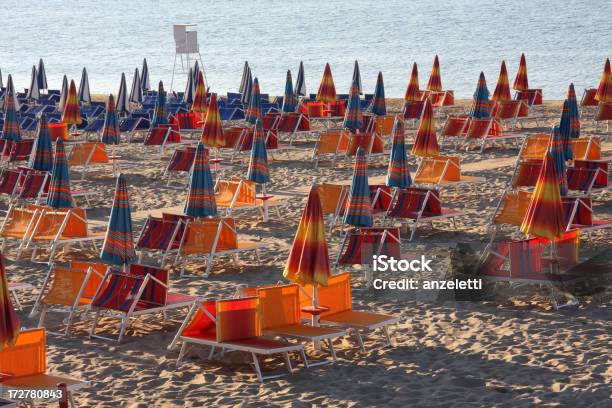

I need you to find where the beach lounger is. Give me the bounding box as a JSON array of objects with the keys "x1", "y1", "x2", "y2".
[
  {"x1": 0, "y1": 168, "x2": 21, "y2": 202},
  {"x1": 143, "y1": 124, "x2": 182, "y2": 154},
  {"x1": 136, "y1": 214, "x2": 186, "y2": 266},
  {"x1": 30, "y1": 260, "x2": 107, "y2": 335},
  {"x1": 162, "y1": 146, "x2": 196, "y2": 185},
  {"x1": 567, "y1": 160, "x2": 609, "y2": 195},
  {"x1": 594, "y1": 102, "x2": 612, "y2": 132},
  {"x1": 402, "y1": 100, "x2": 425, "y2": 124},
  {"x1": 2, "y1": 139, "x2": 35, "y2": 164},
  {"x1": 463, "y1": 118, "x2": 523, "y2": 152},
  {"x1": 215, "y1": 178, "x2": 286, "y2": 220},
  {"x1": 420, "y1": 90, "x2": 454, "y2": 107},
  {"x1": 0, "y1": 328, "x2": 89, "y2": 406},
  {"x1": 372, "y1": 115, "x2": 396, "y2": 138},
  {"x1": 169, "y1": 297, "x2": 307, "y2": 383},
  {"x1": 0, "y1": 205, "x2": 42, "y2": 258},
  {"x1": 173, "y1": 216, "x2": 264, "y2": 276},
  {"x1": 516, "y1": 133, "x2": 551, "y2": 162},
  {"x1": 89, "y1": 264, "x2": 195, "y2": 342},
  {"x1": 317, "y1": 183, "x2": 349, "y2": 231},
  {"x1": 580, "y1": 88, "x2": 598, "y2": 108},
  {"x1": 570, "y1": 137, "x2": 601, "y2": 160},
  {"x1": 276, "y1": 113, "x2": 310, "y2": 146},
  {"x1": 170, "y1": 111, "x2": 202, "y2": 134},
  {"x1": 299, "y1": 272, "x2": 401, "y2": 351},
  {"x1": 312, "y1": 129, "x2": 350, "y2": 167},
  {"x1": 439, "y1": 116, "x2": 469, "y2": 146},
  {"x1": 413, "y1": 155, "x2": 484, "y2": 189},
  {"x1": 346, "y1": 132, "x2": 386, "y2": 162},
  {"x1": 515, "y1": 89, "x2": 543, "y2": 107},
  {"x1": 563, "y1": 196, "x2": 612, "y2": 232},
  {"x1": 492, "y1": 100, "x2": 527, "y2": 129},
  {"x1": 67, "y1": 142, "x2": 119, "y2": 180},
  {"x1": 13, "y1": 168, "x2": 49, "y2": 204}
]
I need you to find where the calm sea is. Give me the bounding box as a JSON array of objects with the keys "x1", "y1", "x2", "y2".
[{"x1": 1, "y1": 0, "x2": 609, "y2": 99}]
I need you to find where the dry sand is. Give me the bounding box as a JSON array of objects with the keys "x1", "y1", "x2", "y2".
[{"x1": 3, "y1": 100, "x2": 611, "y2": 407}]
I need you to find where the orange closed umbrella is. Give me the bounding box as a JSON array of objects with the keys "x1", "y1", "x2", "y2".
[
  {"x1": 513, "y1": 53, "x2": 529, "y2": 91},
  {"x1": 192, "y1": 70, "x2": 208, "y2": 115},
  {"x1": 492, "y1": 60, "x2": 511, "y2": 102},
  {"x1": 594, "y1": 58, "x2": 611, "y2": 103},
  {"x1": 200, "y1": 93, "x2": 225, "y2": 147},
  {"x1": 426, "y1": 55, "x2": 442, "y2": 92},
  {"x1": 0, "y1": 253, "x2": 20, "y2": 350},
  {"x1": 61, "y1": 79, "x2": 82, "y2": 126},
  {"x1": 411, "y1": 97, "x2": 439, "y2": 157},
  {"x1": 316, "y1": 63, "x2": 337, "y2": 104},
  {"x1": 404, "y1": 62, "x2": 420, "y2": 102}
]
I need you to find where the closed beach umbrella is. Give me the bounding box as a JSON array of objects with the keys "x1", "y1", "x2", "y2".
[
  {"x1": 58, "y1": 75, "x2": 68, "y2": 113},
  {"x1": 191, "y1": 70, "x2": 207, "y2": 114},
  {"x1": 238, "y1": 61, "x2": 250, "y2": 95},
  {"x1": 492, "y1": 60, "x2": 511, "y2": 102},
  {"x1": 316, "y1": 63, "x2": 337, "y2": 103},
  {"x1": 513, "y1": 53, "x2": 529, "y2": 91},
  {"x1": 5, "y1": 75, "x2": 20, "y2": 112},
  {"x1": 558, "y1": 100, "x2": 574, "y2": 160},
  {"x1": 0, "y1": 253, "x2": 20, "y2": 351},
  {"x1": 240, "y1": 66, "x2": 253, "y2": 105},
  {"x1": 566, "y1": 83, "x2": 580, "y2": 139},
  {"x1": 100, "y1": 174, "x2": 136, "y2": 266},
  {"x1": 352, "y1": 60, "x2": 363, "y2": 95},
  {"x1": 47, "y1": 139, "x2": 72, "y2": 209},
  {"x1": 282, "y1": 70, "x2": 297, "y2": 113},
  {"x1": 129, "y1": 68, "x2": 142, "y2": 105},
  {"x1": 343, "y1": 79, "x2": 363, "y2": 132},
  {"x1": 387, "y1": 117, "x2": 412, "y2": 188},
  {"x1": 26, "y1": 66, "x2": 40, "y2": 101},
  {"x1": 2, "y1": 93, "x2": 21, "y2": 142},
  {"x1": 184, "y1": 143, "x2": 217, "y2": 218},
  {"x1": 78, "y1": 68, "x2": 91, "y2": 104},
  {"x1": 151, "y1": 81, "x2": 167, "y2": 127},
  {"x1": 37, "y1": 58, "x2": 48, "y2": 91},
  {"x1": 469, "y1": 72, "x2": 491, "y2": 119},
  {"x1": 62, "y1": 80, "x2": 82, "y2": 126},
  {"x1": 426, "y1": 55, "x2": 442, "y2": 92},
  {"x1": 594, "y1": 58, "x2": 611, "y2": 102},
  {"x1": 141, "y1": 58, "x2": 150, "y2": 91},
  {"x1": 344, "y1": 147, "x2": 373, "y2": 227},
  {"x1": 548, "y1": 125, "x2": 568, "y2": 196},
  {"x1": 371, "y1": 71, "x2": 386, "y2": 116},
  {"x1": 246, "y1": 118, "x2": 270, "y2": 185},
  {"x1": 404, "y1": 62, "x2": 420, "y2": 102},
  {"x1": 283, "y1": 186, "x2": 331, "y2": 291},
  {"x1": 520, "y1": 152, "x2": 565, "y2": 241},
  {"x1": 200, "y1": 93, "x2": 224, "y2": 147},
  {"x1": 30, "y1": 114, "x2": 54, "y2": 171},
  {"x1": 295, "y1": 61, "x2": 306, "y2": 96},
  {"x1": 116, "y1": 73, "x2": 130, "y2": 115},
  {"x1": 101, "y1": 94, "x2": 121, "y2": 144},
  {"x1": 412, "y1": 98, "x2": 439, "y2": 157},
  {"x1": 183, "y1": 67, "x2": 195, "y2": 105},
  {"x1": 245, "y1": 77, "x2": 262, "y2": 125},
  {"x1": 0, "y1": 68, "x2": 4, "y2": 89},
  {"x1": 193, "y1": 61, "x2": 201, "y2": 88}
]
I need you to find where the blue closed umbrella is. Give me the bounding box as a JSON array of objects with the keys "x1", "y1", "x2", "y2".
[
  {"x1": 549, "y1": 125, "x2": 568, "y2": 196},
  {"x1": 30, "y1": 114, "x2": 54, "y2": 171},
  {"x1": 151, "y1": 81, "x2": 168, "y2": 127},
  {"x1": 37, "y1": 59, "x2": 48, "y2": 91},
  {"x1": 343, "y1": 79, "x2": 363, "y2": 132},
  {"x1": 294, "y1": 61, "x2": 306, "y2": 96},
  {"x1": 141, "y1": 58, "x2": 150, "y2": 91},
  {"x1": 558, "y1": 99, "x2": 574, "y2": 161},
  {"x1": 282, "y1": 70, "x2": 297, "y2": 113},
  {"x1": 344, "y1": 147, "x2": 373, "y2": 227},
  {"x1": 371, "y1": 71, "x2": 386, "y2": 116},
  {"x1": 184, "y1": 143, "x2": 217, "y2": 218},
  {"x1": 100, "y1": 174, "x2": 136, "y2": 266},
  {"x1": 469, "y1": 72, "x2": 490, "y2": 119},
  {"x1": 78, "y1": 67, "x2": 91, "y2": 104},
  {"x1": 387, "y1": 117, "x2": 411, "y2": 188},
  {"x1": 246, "y1": 119, "x2": 270, "y2": 185},
  {"x1": 115, "y1": 73, "x2": 130, "y2": 115},
  {"x1": 46, "y1": 139, "x2": 72, "y2": 208},
  {"x1": 352, "y1": 60, "x2": 363, "y2": 95}
]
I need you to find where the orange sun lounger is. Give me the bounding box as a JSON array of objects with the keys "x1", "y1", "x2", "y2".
[
  {"x1": 317, "y1": 183, "x2": 349, "y2": 231},
  {"x1": 413, "y1": 155, "x2": 484, "y2": 188},
  {"x1": 463, "y1": 118, "x2": 524, "y2": 152},
  {"x1": 67, "y1": 142, "x2": 119, "y2": 180},
  {"x1": 570, "y1": 137, "x2": 601, "y2": 161},
  {"x1": 0, "y1": 206, "x2": 42, "y2": 258},
  {"x1": 215, "y1": 178, "x2": 286, "y2": 221},
  {"x1": 312, "y1": 129, "x2": 350, "y2": 167}
]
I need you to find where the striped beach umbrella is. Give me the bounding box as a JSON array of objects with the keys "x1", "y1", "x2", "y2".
[
  {"x1": 37, "y1": 58, "x2": 48, "y2": 91},
  {"x1": 78, "y1": 68, "x2": 91, "y2": 104},
  {"x1": 558, "y1": 101, "x2": 573, "y2": 161},
  {"x1": 282, "y1": 70, "x2": 297, "y2": 113},
  {"x1": 100, "y1": 174, "x2": 136, "y2": 266},
  {"x1": 47, "y1": 139, "x2": 72, "y2": 209},
  {"x1": 151, "y1": 81, "x2": 167, "y2": 127},
  {"x1": 193, "y1": 61, "x2": 201, "y2": 88},
  {"x1": 58, "y1": 75, "x2": 68, "y2": 113},
  {"x1": 246, "y1": 118, "x2": 270, "y2": 185},
  {"x1": 245, "y1": 77, "x2": 262, "y2": 125},
  {"x1": 352, "y1": 60, "x2": 363, "y2": 95},
  {"x1": 343, "y1": 79, "x2": 363, "y2": 132},
  {"x1": 141, "y1": 58, "x2": 150, "y2": 91},
  {"x1": 2, "y1": 93, "x2": 21, "y2": 142},
  {"x1": 566, "y1": 83, "x2": 580, "y2": 139},
  {"x1": 404, "y1": 62, "x2": 420, "y2": 102},
  {"x1": 101, "y1": 94, "x2": 121, "y2": 144},
  {"x1": 62, "y1": 80, "x2": 82, "y2": 126},
  {"x1": 0, "y1": 69, "x2": 3, "y2": 89},
  {"x1": 192, "y1": 70, "x2": 207, "y2": 114},
  {"x1": 371, "y1": 71, "x2": 386, "y2": 116},
  {"x1": 513, "y1": 53, "x2": 529, "y2": 91},
  {"x1": 492, "y1": 60, "x2": 511, "y2": 102},
  {"x1": 412, "y1": 98, "x2": 439, "y2": 157},
  {"x1": 594, "y1": 58, "x2": 611, "y2": 102},
  {"x1": 5, "y1": 75, "x2": 20, "y2": 112},
  {"x1": 183, "y1": 68, "x2": 195, "y2": 105},
  {"x1": 30, "y1": 114, "x2": 54, "y2": 171},
  {"x1": 469, "y1": 72, "x2": 491, "y2": 119},
  {"x1": 0, "y1": 253, "x2": 20, "y2": 351},
  {"x1": 283, "y1": 186, "x2": 330, "y2": 290},
  {"x1": 184, "y1": 143, "x2": 217, "y2": 218},
  {"x1": 239, "y1": 61, "x2": 250, "y2": 95},
  {"x1": 26, "y1": 66, "x2": 40, "y2": 101},
  {"x1": 200, "y1": 93, "x2": 225, "y2": 147},
  {"x1": 116, "y1": 73, "x2": 130, "y2": 115},
  {"x1": 295, "y1": 61, "x2": 306, "y2": 96},
  {"x1": 387, "y1": 117, "x2": 412, "y2": 188},
  {"x1": 344, "y1": 147, "x2": 373, "y2": 227},
  {"x1": 520, "y1": 152, "x2": 565, "y2": 241},
  {"x1": 426, "y1": 55, "x2": 442, "y2": 92},
  {"x1": 548, "y1": 125, "x2": 568, "y2": 196},
  {"x1": 316, "y1": 63, "x2": 337, "y2": 103},
  {"x1": 240, "y1": 65, "x2": 253, "y2": 105},
  {"x1": 129, "y1": 68, "x2": 143, "y2": 105}
]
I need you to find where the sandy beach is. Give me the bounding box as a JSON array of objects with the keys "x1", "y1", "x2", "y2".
[{"x1": 3, "y1": 99, "x2": 611, "y2": 407}]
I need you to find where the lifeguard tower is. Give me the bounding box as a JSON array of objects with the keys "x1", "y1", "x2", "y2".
[{"x1": 171, "y1": 23, "x2": 207, "y2": 91}]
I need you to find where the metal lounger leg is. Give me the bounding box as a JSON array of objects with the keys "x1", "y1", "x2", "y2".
[
  {"x1": 252, "y1": 353, "x2": 264, "y2": 383},
  {"x1": 326, "y1": 338, "x2": 337, "y2": 362}
]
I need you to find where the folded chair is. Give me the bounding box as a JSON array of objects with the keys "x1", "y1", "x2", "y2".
[
  {"x1": 312, "y1": 129, "x2": 350, "y2": 168},
  {"x1": 563, "y1": 196, "x2": 612, "y2": 232},
  {"x1": 317, "y1": 183, "x2": 349, "y2": 231},
  {"x1": 169, "y1": 297, "x2": 307, "y2": 383},
  {"x1": 383, "y1": 187, "x2": 464, "y2": 241},
  {"x1": 0, "y1": 328, "x2": 89, "y2": 406},
  {"x1": 594, "y1": 102, "x2": 612, "y2": 132},
  {"x1": 173, "y1": 216, "x2": 264, "y2": 276},
  {"x1": 30, "y1": 261, "x2": 107, "y2": 335},
  {"x1": 162, "y1": 146, "x2": 196, "y2": 185},
  {"x1": 67, "y1": 142, "x2": 118, "y2": 180},
  {"x1": 136, "y1": 214, "x2": 185, "y2": 266},
  {"x1": 215, "y1": 178, "x2": 285, "y2": 220},
  {"x1": 570, "y1": 137, "x2": 601, "y2": 161},
  {"x1": 89, "y1": 264, "x2": 195, "y2": 342},
  {"x1": 143, "y1": 124, "x2": 182, "y2": 154},
  {"x1": 413, "y1": 155, "x2": 484, "y2": 189},
  {"x1": 299, "y1": 272, "x2": 401, "y2": 351}
]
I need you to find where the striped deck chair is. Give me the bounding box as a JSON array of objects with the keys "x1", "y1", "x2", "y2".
[
  {"x1": 567, "y1": 160, "x2": 609, "y2": 195},
  {"x1": 372, "y1": 115, "x2": 396, "y2": 138},
  {"x1": 414, "y1": 155, "x2": 484, "y2": 189},
  {"x1": 570, "y1": 137, "x2": 601, "y2": 161},
  {"x1": 48, "y1": 123, "x2": 69, "y2": 141},
  {"x1": 327, "y1": 100, "x2": 347, "y2": 118},
  {"x1": 464, "y1": 118, "x2": 523, "y2": 152},
  {"x1": 563, "y1": 196, "x2": 612, "y2": 232},
  {"x1": 173, "y1": 216, "x2": 265, "y2": 276},
  {"x1": 317, "y1": 183, "x2": 349, "y2": 231},
  {"x1": 14, "y1": 169, "x2": 49, "y2": 204},
  {"x1": 299, "y1": 272, "x2": 401, "y2": 351},
  {"x1": 492, "y1": 100, "x2": 527, "y2": 130},
  {"x1": 312, "y1": 129, "x2": 350, "y2": 168},
  {"x1": 169, "y1": 297, "x2": 306, "y2": 383},
  {"x1": 440, "y1": 116, "x2": 470, "y2": 147},
  {"x1": 276, "y1": 113, "x2": 310, "y2": 146},
  {"x1": 511, "y1": 159, "x2": 542, "y2": 188},
  {"x1": 170, "y1": 111, "x2": 202, "y2": 134},
  {"x1": 89, "y1": 264, "x2": 195, "y2": 342},
  {"x1": 420, "y1": 90, "x2": 454, "y2": 107},
  {"x1": 370, "y1": 184, "x2": 394, "y2": 216},
  {"x1": 515, "y1": 89, "x2": 543, "y2": 106},
  {"x1": 136, "y1": 215, "x2": 185, "y2": 266},
  {"x1": 256, "y1": 285, "x2": 347, "y2": 365},
  {"x1": 0, "y1": 168, "x2": 21, "y2": 202},
  {"x1": 0, "y1": 205, "x2": 42, "y2": 258},
  {"x1": 402, "y1": 100, "x2": 425, "y2": 125},
  {"x1": 594, "y1": 102, "x2": 612, "y2": 131},
  {"x1": 383, "y1": 187, "x2": 464, "y2": 241},
  {"x1": 2, "y1": 139, "x2": 35, "y2": 163},
  {"x1": 143, "y1": 124, "x2": 181, "y2": 154},
  {"x1": 0, "y1": 328, "x2": 89, "y2": 405},
  {"x1": 580, "y1": 89, "x2": 598, "y2": 108},
  {"x1": 305, "y1": 102, "x2": 325, "y2": 118},
  {"x1": 162, "y1": 146, "x2": 196, "y2": 185},
  {"x1": 346, "y1": 132, "x2": 386, "y2": 162},
  {"x1": 67, "y1": 142, "x2": 117, "y2": 180},
  {"x1": 215, "y1": 178, "x2": 286, "y2": 220},
  {"x1": 30, "y1": 261, "x2": 107, "y2": 335}
]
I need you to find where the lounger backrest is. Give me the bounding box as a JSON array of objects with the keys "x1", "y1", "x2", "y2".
[
  {"x1": 182, "y1": 300, "x2": 217, "y2": 338},
  {"x1": 93, "y1": 271, "x2": 153, "y2": 311},
  {"x1": 338, "y1": 227, "x2": 401, "y2": 265},
  {"x1": 370, "y1": 185, "x2": 393, "y2": 213},
  {"x1": 494, "y1": 191, "x2": 531, "y2": 227},
  {"x1": 374, "y1": 115, "x2": 395, "y2": 137},
  {"x1": 520, "y1": 134, "x2": 550, "y2": 160},
  {"x1": 256, "y1": 285, "x2": 301, "y2": 329},
  {"x1": 137, "y1": 216, "x2": 179, "y2": 250},
  {"x1": 301, "y1": 273, "x2": 352, "y2": 319},
  {"x1": 42, "y1": 266, "x2": 89, "y2": 306},
  {"x1": 316, "y1": 130, "x2": 349, "y2": 155},
  {"x1": 494, "y1": 100, "x2": 521, "y2": 120},
  {"x1": 69, "y1": 260, "x2": 108, "y2": 299},
  {"x1": 129, "y1": 263, "x2": 169, "y2": 306},
  {"x1": 441, "y1": 116, "x2": 469, "y2": 137},
  {"x1": 508, "y1": 239, "x2": 542, "y2": 277},
  {"x1": 573, "y1": 160, "x2": 608, "y2": 188},
  {"x1": 402, "y1": 100, "x2": 425, "y2": 120},
  {"x1": 570, "y1": 137, "x2": 601, "y2": 160},
  {"x1": 216, "y1": 297, "x2": 261, "y2": 342},
  {"x1": 415, "y1": 155, "x2": 460, "y2": 183},
  {"x1": 1, "y1": 207, "x2": 40, "y2": 236},
  {"x1": 347, "y1": 132, "x2": 383, "y2": 156},
  {"x1": 0, "y1": 169, "x2": 21, "y2": 194},
  {"x1": 18, "y1": 171, "x2": 47, "y2": 199},
  {"x1": 306, "y1": 102, "x2": 324, "y2": 118},
  {"x1": 278, "y1": 113, "x2": 309, "y2": 132},
  {"x1": 595, "y1": 102, "x2": 612, "y2": 121},
  {"x1": 512, "y1": 159, "x2": 542, "y2": 188},
  {"x1": 0, "y1": 328, "x2": 46, "y2": 378},
  {"x1": 180, "y1": 217, "x2": 238, "y2": 255},
  {"x1": 317, "y1": 184, "x2": 348, "y2": 216},
  {"x1": 167, "y1": 147, "x2": 196, "y2": 172},
  {"x1": 68, "y1": 142, "x2": 109, "y2": 166},
  {"x1": 328, "y1": 100, "x2": 346, "y2": 117},
  {"x1": 388, "y1": 188, "x2": 441, "y2": 218},
  {"x1": 144, "y1": 127, "x2": 170, "y2": 145},
  {"x1": 466, "y1": 118, "x2": 493, "y2": 139},
  {"x1": 536, "y1": 230, "x2": 580, "y2": 266},
  {"x1": 580, "y1": 89, "x2": 598, "y2": 107},
  {"x1": 562, "y1": 197, "x2": 593, "y2": 227},
  {"x1": 32, "y1": 207, "x2": 88, "y2": 239},
  {"x1": 6, "y1": 139, "x2": 35, "y2": 161}
]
